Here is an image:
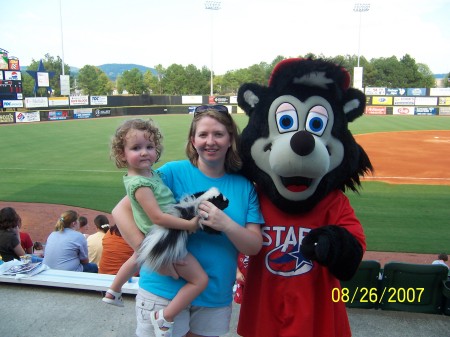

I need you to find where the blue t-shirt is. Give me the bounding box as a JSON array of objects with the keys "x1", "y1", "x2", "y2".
[{"x1": 139, "y1": 160, "x2": 264, "y2": 307}]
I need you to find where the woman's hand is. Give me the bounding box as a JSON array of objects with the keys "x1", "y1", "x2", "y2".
[{"x1": 198, "y1": 201, "x2": 233, "y2": 233}]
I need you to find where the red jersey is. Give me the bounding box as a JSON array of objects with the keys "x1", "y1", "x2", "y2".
[{"x1": 238, "y1": 190, "x2": 366, "y2": 337}]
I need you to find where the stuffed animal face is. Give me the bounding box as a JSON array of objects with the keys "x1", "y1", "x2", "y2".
[{"x1": 238, "y1": 58, "x2": 372, "y2": 214}]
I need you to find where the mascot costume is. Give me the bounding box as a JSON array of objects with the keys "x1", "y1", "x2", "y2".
[{"x1": 237, "y1": 58, "x2": 373, "y2": 337}]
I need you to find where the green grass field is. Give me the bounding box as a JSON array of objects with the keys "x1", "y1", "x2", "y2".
[{"x1": 1, "y1": 114, "x2": 450, "y2": 253}]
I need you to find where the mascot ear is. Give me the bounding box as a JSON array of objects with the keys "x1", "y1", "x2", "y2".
[
  {"x1": 343, "y1": 87, "x2": 366, "y2": 123},
  {"x1": 237, "y1": 83, "x2": 268, "y2": 117}
]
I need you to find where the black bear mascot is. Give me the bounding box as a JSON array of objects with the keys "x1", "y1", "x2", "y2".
[{"x1": 237, "y1": 58, "x2": 373, "y2": 337}]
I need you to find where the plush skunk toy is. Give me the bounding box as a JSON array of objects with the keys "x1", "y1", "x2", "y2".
[{"x1": 137, "y1": 187, "x2": 229, "y2": 270}]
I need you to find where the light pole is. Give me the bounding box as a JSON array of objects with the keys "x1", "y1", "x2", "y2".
[
  {"x1": 353, "y1": 3, "x2": 370, "y2": 67},
  {"x1": 205, "y1": 1, "x2": 221, "y2": 96},
  {"x1": 353, "y1": 3, "x2": 370, "y2": 90}
]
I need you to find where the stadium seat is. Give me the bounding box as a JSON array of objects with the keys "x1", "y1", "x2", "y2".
[
  {"x1": 442, "y1": 280, "x2": 450, "y2": 316},
  {"x1": 379, "y1": 262, "x2": 448, "y2": 314},
  {"x1": 340, "y1": 260, "x2": 381, "y2": 309}
]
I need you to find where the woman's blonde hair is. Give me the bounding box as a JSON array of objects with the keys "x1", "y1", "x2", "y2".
[
  {"x1": 110, "y1": 119, "x2": 163, "y2": 168},
  {"x1": 185, "y1": 110, "x2": 242, "y2": 173},
  {"x1": 55, "y1": 210, "x2": 78, "y2": 232}
]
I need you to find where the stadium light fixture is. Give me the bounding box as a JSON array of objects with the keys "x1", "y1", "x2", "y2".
[
  {"x1": 205, "y1": 1, "x2": 221, "y2": 96},
  {"x1": 353, "y1": 3, "x2": 370, "y2": 67}
]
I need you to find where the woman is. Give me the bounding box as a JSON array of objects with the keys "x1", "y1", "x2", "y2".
[
  {"x1": 112, "y1": 105, "x2": 264, "y2": 337},
  {"x1": 43, "y1": 210, "x2": 98, "y2": 273},
  {"x1": 87, "y1": 214, "x2": 110, "y2": 264},
  {"x1": 0, "y1": 207, "x2": 26, "y2": 262},
  {"x1": 98, "y1": 224, "x2": 135, "y2": 275}
]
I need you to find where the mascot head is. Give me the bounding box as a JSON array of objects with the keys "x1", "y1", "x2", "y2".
[{"x1": 238, "y1": 58, "x2": 373, "y2": 214}]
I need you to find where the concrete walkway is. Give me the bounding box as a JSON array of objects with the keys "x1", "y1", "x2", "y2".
[{"x1": 1, "y1": 283, "x2": 449, "y2": 337}]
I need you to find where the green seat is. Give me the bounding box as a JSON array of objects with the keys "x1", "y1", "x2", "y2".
[
  {"x1": 442, "y1": 280, "x2": 450, "y2": 316},
  {"x1": 340, "y1": 260, "x2": 381, "y2": 309},
  {"x1": 379, "y1": 262, "x2": 448, "y2": 314}
]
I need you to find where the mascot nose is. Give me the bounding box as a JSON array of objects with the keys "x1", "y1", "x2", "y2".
[{"x1": 290, "y1": 131, "x2": 315, "y2": 156}]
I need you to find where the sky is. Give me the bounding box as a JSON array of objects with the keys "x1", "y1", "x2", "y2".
[{"x1": 2, "y1": 0, "x2": 450, "y2": 75}]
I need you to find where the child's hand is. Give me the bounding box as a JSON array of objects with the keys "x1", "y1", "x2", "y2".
[{"x1": 187, "y1": 216, "x2": 199, "y2": 233}]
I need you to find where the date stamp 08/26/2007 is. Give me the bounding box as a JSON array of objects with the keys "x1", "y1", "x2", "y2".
[{"x1": 332, "y1": 287, "x2": 425, "y2": 304}]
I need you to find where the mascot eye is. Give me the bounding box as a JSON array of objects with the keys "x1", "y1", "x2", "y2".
[
  {"x1": 305, "y1": 106, "x2": 328, "y2": 136},
  {"x1": 276, "y1": 108, "x2": 299, "y2": 134}
]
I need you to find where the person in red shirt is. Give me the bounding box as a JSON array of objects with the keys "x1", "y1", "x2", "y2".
[{"x1": 18, "y1": 218, "x2": 33, "y2": 254}]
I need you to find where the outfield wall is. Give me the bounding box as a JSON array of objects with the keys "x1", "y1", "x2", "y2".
[{"x1": 1, "y1": 88, "x2": 450, "y2": 124}]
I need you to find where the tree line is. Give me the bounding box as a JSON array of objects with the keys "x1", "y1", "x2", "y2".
[{"x1": 22, "y1": 53, "x2": 448, "y2": 97}]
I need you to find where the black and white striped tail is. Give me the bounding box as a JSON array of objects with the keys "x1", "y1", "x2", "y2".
[{"x1": 137, "y1": 225, "x2": 188, "y2": 271}]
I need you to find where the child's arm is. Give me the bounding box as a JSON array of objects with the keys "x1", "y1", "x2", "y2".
[{"x1": 135, "y1": 186, "x2": 199, "y2": 231}]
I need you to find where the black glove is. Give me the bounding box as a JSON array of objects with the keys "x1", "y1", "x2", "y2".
[
  {"x1": 300, "y1": 225, "x2": 363, "y2": 281},
  {"x1": 300, "y1": 230, "x2": 331, "y2": 265}
]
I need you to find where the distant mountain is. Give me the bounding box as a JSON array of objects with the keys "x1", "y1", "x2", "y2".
[
  {"x1": 97, "y1": 64, "x2": 157, "y2": 80},
  {"x1": 22, "y1": 64, "x2": 157, "y2": 81}
]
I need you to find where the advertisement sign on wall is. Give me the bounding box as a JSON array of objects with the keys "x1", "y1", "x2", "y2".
[
  {"x1": 48, "y1": 110, "x2": 69, "y2": 120},
  {"x1": 406, "y1": 88, "x2": 426, "y2": 96},
  {"x1": 393, "y1": 107, "x2": 414, "y2": 115},
  {"x1": 49, "y1": 97, "x2": 69, "y2": 106},
  {"x1": 94, "y1": 109, "x2": 111, "y2": 117},
  {"x1": 394, "y1": 97, "x2": 415, "y2": 105},
  {"x1": 415, "y1": 107, "x2": 437, "y2": 115},
  {"x1": 25, "y1": 97, "x2": 48, "y2": 108},
  {"x1": 2, "y1": 100, "x2": 23, "y2": 108},
  {"x1": 90, "y1": 96, "x2": 108, "y2": 105},
  {"x1": 371, "y1": 97, "x2": 393, "y2": 105},
  {"x1": 16, "y1": 111, "x2": 41, "y2": 123},
  {"x1": 74, "y1": 108, "x2": 93, "y2": 119},
  {"x1": 414, "y1": 97, "x2": 438, "y2": 106},
  {"x1": 365, "y1": 106, "x2": 387, "y2": 115},
  {"x1": 0, "y1": 112, "x2": 14, "y2": 123},
  {"x1": 365, "y1": 87, "x2": 385, "y2": 95},
  {"x1": 69, "y1": 95, "x2": 89, "y2": 106}
]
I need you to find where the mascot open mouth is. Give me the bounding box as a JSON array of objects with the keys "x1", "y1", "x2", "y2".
[{"x1": 280, "y1": 176, "x2": 312, "y2": 192}]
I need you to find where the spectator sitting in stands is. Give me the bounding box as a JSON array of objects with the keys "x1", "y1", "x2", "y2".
[
  {"x1": 87, "y1": 215, "x2": 110, "y2": 265},
  {"x1": 98, "y1": 224, "x2": 135, "y2": 276},
  {"x1": 0, "y1": 207, "x2": 26, "y2": 262},
  {"x1": 432, "y1": 253, "x2": 449, "y2": 269},
  {"x1": 33, "y1": 241, "x2": 45, "y2": 258},
  {"x1": 78, "y1": 216, "x2": 90, "y2": 238},
  {"x1": 18, "y1": 219, "x2": 33, "y2": 255},
  {"x1": 43, "y1": 210, "x2": 98, "y2": 273}
]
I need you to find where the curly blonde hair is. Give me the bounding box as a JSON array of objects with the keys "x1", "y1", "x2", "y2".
[{"x1": 110, "y1": 119, "x2": 164, "y2": 168}]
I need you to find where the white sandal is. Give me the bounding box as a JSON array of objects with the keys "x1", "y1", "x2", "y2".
[
  {"x1": 150, "y1": 309, "x2": 174, "y2": 337},
  {"x1": 102, "y1": 289, "x2": 124, "y2": 307}
]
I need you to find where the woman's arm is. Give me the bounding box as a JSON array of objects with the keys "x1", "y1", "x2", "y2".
[
  {"x1": 112, "y1": 196, "x2": 145, "y2": 251},
  {"x1": 135, "y1": 186, "x2": 198, "y2": 232},
  {"x1": 12, "y1": 227, "x2": 26, "y2": 257},
  {"x1": 13, "y1": 243, "x2": 26, "y2": 257}
]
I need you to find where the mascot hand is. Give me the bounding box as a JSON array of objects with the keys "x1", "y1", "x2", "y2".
[
  {"x1": 301, "y1": 225, "x2": 364, "y2": 281},
  {"x1": 300, "y1": 230, "x2": 331, "y2": 264}
]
